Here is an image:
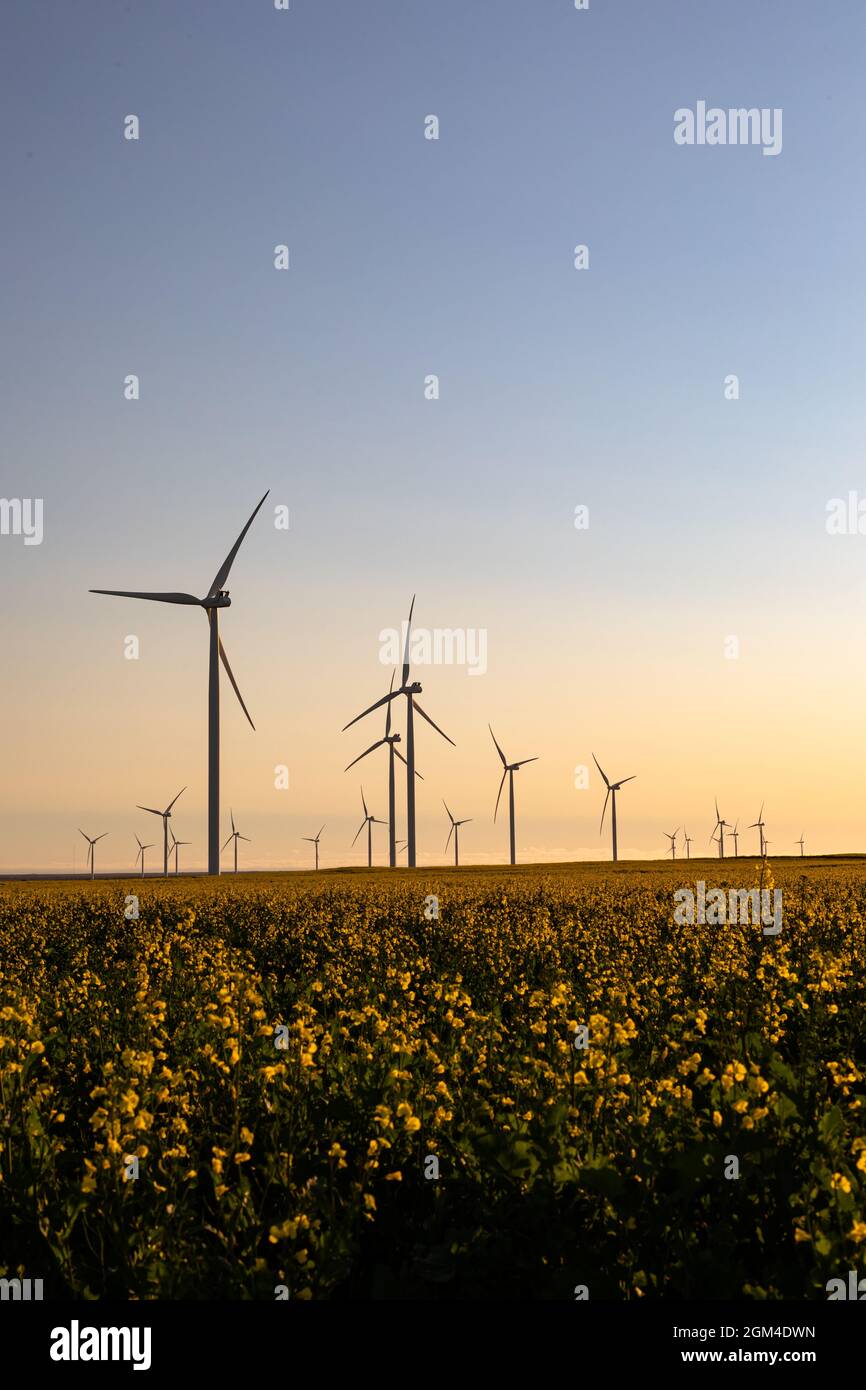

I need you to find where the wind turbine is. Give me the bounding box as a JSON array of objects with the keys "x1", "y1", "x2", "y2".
[
  {"x1": 711, "y1": 800, "x2": 730, "y2": 859},
  {"x1": 663, "y1": 827, "x2": 678, "y2": 860},
  {"x1": 78, "y1": 829, "x2": 108, "y2": 880},
  {"x1": 221, "y1": 809, "x2": 250, "y2": 873},
  {"x1": 593, "y1": 753, "x2": 635, "y2": 863},
  {"x1": 683, "y1": 828, "x2": 692, "y2": 860},
  {"x1": 352, "y1": 787, "x2": 387, "y2": 868},
  {"x1": 749, "y1": 803, "x2": 766, "y2": 857},
  {"x1": 90, "y1": 491, "x2": 269, "y2": 875},
  {"x1": 134, "y1": 834, "x2": 153, "y2": 877},
  {"x1": 342, "y1": 597, "x2": 453, "y2": 867},
  {"x1": 443, "y1": 800, "x2": 472, "y2": 867},
  {"x1": 729, "y1": 820, "x2": 740, "y2": 857},
  {"x1": 168, "y1": 827, "x2": 191, "y2": 875},
  {"x1": 490, "y1": 726, "x2": 538, "y2": 865},
  {"x1": 344, "y1": 671, "x2": 422, "y2": 868},
  {"x1": 796, "y1": 832, "x2": 805, "y2": 857},
  {"x1": 136, "y1": 788, "x2": 186, "y2": 877},
  {"x1": 302, "y1": 825, "x2": 325, "y2": 870}
]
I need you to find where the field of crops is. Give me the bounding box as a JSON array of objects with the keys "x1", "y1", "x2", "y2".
[{"x1": 1, "y1": 859, "x2": 865, "y2": 1300}]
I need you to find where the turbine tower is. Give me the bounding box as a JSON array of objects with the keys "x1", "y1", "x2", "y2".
[
  {"x1": 663, "y1": 827, "x2": 678, "y2": 860},
  {"x1": 345, "y1": 671, "x2": 422, "y2": 867},
  {"x1": 134, "y1": 834, "x2": 153, "y2": 877},
  {"x1": 729, "y1": 820, "x2": 740, "y2": 857},
  {"x1": 711, "y1": 800, "x2": 730, "y2": 859},
  {"x1": 593, "y1": 753, "x2": 635, "y2": 863},
  {"x1": 749, "y1": 803, "x2": 766, "y2": 857},
  {"x1": 342, "y1": 597, "x2": 453, "y2": 867},
  {"x1": 796, "y1": 832, "x2": 805, "y2": 857},
  {"x1": 221, "y1": 809, "x2": 250, "y2": 873},
  {"x1": 78, "y1": 829, "x2": 108, "y2": 880},
  {"x1": 90, "y1": 491, "x2": 268, "y2": 875},
  {"x1": 352, "y1": 787, "x2": 387, "y2": 868},
  {"x1": 683, "y1": 828, "x2": 692, "y2": 860},
  {"x1": 302, "y1": 825, "x2": 325, "y2": 870},
  {"x1": 443, "y1": 800, "x2": 472, "y2": 867},
  {"x1": 137, "y1": 788, "x2": 186, "y2": 876},
  {"x1": 490, "y1": 726, "x2": 538, "y2": 865}
]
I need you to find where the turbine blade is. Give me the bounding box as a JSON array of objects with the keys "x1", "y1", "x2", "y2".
[
  {"x1": 137, "y1": 806, "x2": 163, "y2": 817},
  {"x1": 317, "y1": 825, "x2": 325, "y2": 838},
  {"x1": 393, "y1": 747, "x2": 423, "y2": 778},
  {"x1": 221, "y1": 835, "x2": 233, "y2": 851},
  {"x1": 599, "y1": 786, "x2": 611, "y2": 833},
  {"x1": 385, "y1": 670, "x2": 395, "y2": 736},
  {"x1": 494, "y1": 768, "x2": 507, "y2": 822},
  {"x1": 489, "y1": 724, "x2": 507, "y2": 767},
  {"x1": 445, "y1": 824, "x2": 454, "y2": 850},
  {"x1": 617, "y1": 775, "x2": 636, "y2": 786},
  {"x1": 361, "y1": 787, "x2": 369, "y2": 818},
  {"x1": 414, "y1": 701, "x2": 455, "y2": 745},
  {"x1": 351, "y1": 820, "x2": 366, "y2": 846},
  {"x1": 208, "y1": 490, "x2": 269, "y2": 597},
  {"x1": 342, "y1": 690, "x2": 399, "y2": 732},
  {"x1": 239, "y1": 835, "x2": 251, "y2": 842},
  {"x1": 592, "y1": 753, "x2": 610, "y2": 789},
  {"x1": 90, "y1": 589, "x2": 200, "y2": 604},
  {"x1": 401, "y1": 595, "x2": 416, "y2": 686},
  {"x1": 78, "y1": 829, "x2": 90, "y2": 843},
  {"x1": 230, "y1": 808, "x2": 236, "y2": 834},
  {"x1": 514, "y1": 757, "x2": 539, "y2": 768},
  {"x1": 344, "y1": 739, "x2": 386, "y2": 772},
  {"x1": 166, "y1": 786, "x2": 186, "y2": 813},
  {"x1": 443, "y1": 800, "x2": 455, "y2": 824},
  {"x1": 219, "y1": 639, "x2": 255, "y2": 730},
  {"x1": 94, "y1": 833, "x2": 109, "y2": 842}
]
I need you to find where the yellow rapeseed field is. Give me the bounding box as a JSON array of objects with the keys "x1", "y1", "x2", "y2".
[{"x1": 0, "y1": 860, "x2": 864, "y2": 1298}]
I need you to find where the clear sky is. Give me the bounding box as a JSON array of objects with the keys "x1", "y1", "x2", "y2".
[{"x1": 2, "y1": 1, "x2": 865, "y2": 871}]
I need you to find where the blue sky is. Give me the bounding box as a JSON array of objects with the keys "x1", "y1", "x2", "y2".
[{"x1": 3, "y1": 2, "x2": 866, "y2": 869}]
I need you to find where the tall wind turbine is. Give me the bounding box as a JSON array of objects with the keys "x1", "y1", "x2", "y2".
[
  {"x1": 342, "y1": 597, "x2": 453, "y2": 867},
  {"x1": 796, "y1": 832, "x2": 805, "y2": 857},
  {"x1": 302, "y1": 825, "x2": 325, "y2": 870},
  {"x1": 443, "y1": 800, "x2": 472, "y2": 867},
  {"x1": 711, "y1": 800, "x2": 730, "y2": 859},
  {"x1": 683, "y1": 828, "x2": 692, "y2": 860},
  {"x1": 344, "y1": 671, "x2": 422, "y2": 868},
  {"x1": 168, "y1": 827, "x2": 191, "y2": 875},
  {"x1": 221, "y1": 809, "x2": 250, "y2": 873},
  {"x1": 663, "y1": 828, "x2": 678, "y2": 860},
  {"x1": 90, "y1": 491, "x2": 268, "y2": 875},
  {"x1": 137, "y1": 788, "x2": 186, "y2": 877},
  {"x1": 352, "y1": 787, "x2": 387, "y2": 868},
  {"x1": 490, "y1": 726, "x2": 538, "y2": 865},
  {"x1": 134, "y1": 834, "x2": 153, "y2": 877},
  {"x1": 78, "y1": 829, "x2": 108, "y2": 880},
  {"x1": 749, "y1": 803, "x2": 766, "y2": 857},
  {"x1": 729, "y1": 820, "x2": 740, "y2": 857},
  {"x1": 593, "y1": 753, "x2": 635, "y2": 863}
]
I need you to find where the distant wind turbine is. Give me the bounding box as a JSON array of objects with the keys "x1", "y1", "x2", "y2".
[
  {"x1": 78, "y1": 829, "x2": 108, "y2": 880},
  {"x1": 168, "y1": 826, "x2": 191, "y2": 875},
  {"x1": 490, "y1": 726, "x2": 538, "y2": 865},
  {"x1": 796, "y1": 832, "x2": 805, "y2": 857},
  {"x1": 443, "y1": 800, "x2": 472, "y2": 867},
  {"x1": 749, "y1": 803, "x2": 766, "y2": 857},
  {"x1": 137, "y1": 788, "x2": 186, "y2": 877},
  {"x1": 90, "y1": 490, "x2": 269, "y2": 875},
  {"x1": 729, "y1": 820, "x2": 740, "y2": 857},
  {"x1": 711, "y1": 800, "x2": 730, "y2": 859},
  {"x1": 345, "y1": 671, "x2": 422, "y2": 867},
  {"x1": 134, "y1": 834, "x2": 153, "y2": 877},
  {"x1": 593, "y1": 753, "x2": 635, "y2": 863},
  {"x1": 663, "y1": 827, "x2": 678, "y2": 860},
  {"x1": 221, "y1": 809, "x2": 250, "y2": 873},
  {"x1": 683, "y1": 828, "x2": 692, "y2": 860},
  {"x1": 352, "y1": 787, "x2": 387, "y2": 868},
  {"x1": 302, "y1": 825, "x2": 325, "y2": 870},
  {"x1": 342, "y1": 597, "x2": 453, "y2": 867}
]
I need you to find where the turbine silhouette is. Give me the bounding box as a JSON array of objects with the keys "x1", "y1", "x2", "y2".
[
  {"x1": 137, "y1": 788, "x2": 185, "y2": 877},
  {"x1": 490, "y1": 726, "x2": 538, "y2": 865},
  {"x1": 90, "y1": 491, "x2": 268, "y2": 875},
  {"x1": 749, "y1": 803, "x2": 766, "y2": 857},
  {"x1": 443, "y1": 800, "x2": 472, "y2": 867},
  {"x1": 221, "y1": 809, "x2": 250, "y2": 873},
  {"x1": 78, "y1": 829, "x2": 108, "y2": 880},
  {"x1": 345, "y1": 670, "x2": 422, "y2": 867},
  {"x1": 663, "y1": 827, "x2": 678, "y2": 860},
  {"x1": 343, "y1": 597, "x2": 453, "y2": 867},
  {"x1": 134, "y1": 833, "x2": 153, "y2": 877},
  {"x1": 168, "y1": 826, "x2": 191, "y2": 875},
  {"x1": 593, "y1": 753, "x2": 635, "y2": 863},
  {"x1": 352, "y1": 787, "x2": 387, "y2": 868},
  {"x1": 302, "y1": 825, "x2": 325, "y2": 870}
]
